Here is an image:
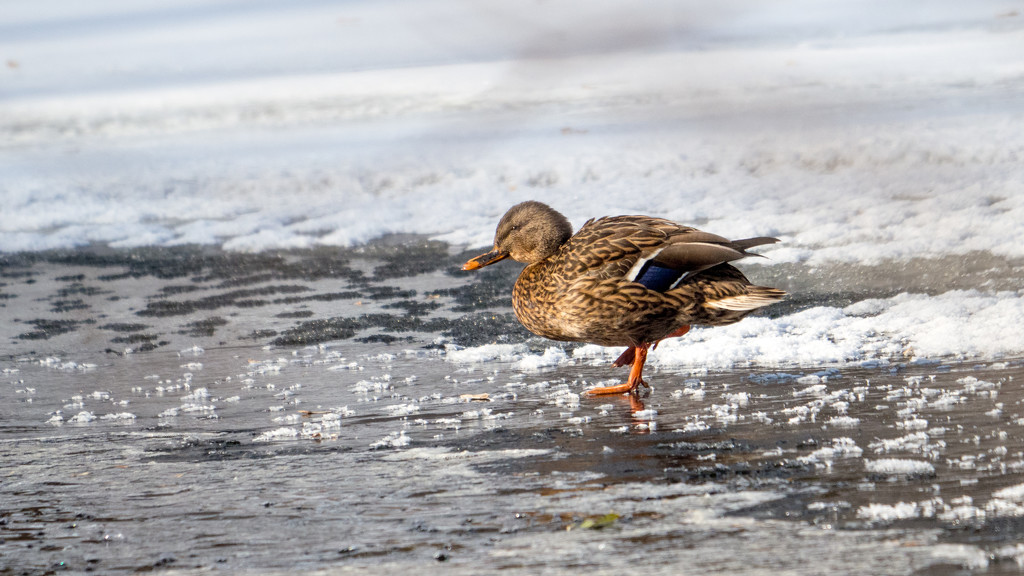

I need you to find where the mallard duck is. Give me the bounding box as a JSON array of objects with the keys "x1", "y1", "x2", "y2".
[{"x1": 462, "y1": 201, "x2": 785, "y2": 395}]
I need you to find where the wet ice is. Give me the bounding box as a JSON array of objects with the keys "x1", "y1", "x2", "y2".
[{"x1": 6, "y1": 331, "x2": 1024, "y2": 573}]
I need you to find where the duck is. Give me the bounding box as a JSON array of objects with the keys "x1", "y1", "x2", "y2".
[{"x1": 462, "y1": 201, "x2": 786, "y2": 396}]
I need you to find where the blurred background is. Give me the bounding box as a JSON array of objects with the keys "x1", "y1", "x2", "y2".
[{"x1": 3, "y1": 0, "x2": 1022, "y2": 256}]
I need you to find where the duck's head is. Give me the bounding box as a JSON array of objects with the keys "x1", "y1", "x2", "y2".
[{"x1": 462, "y1": 201, "x2": 573, "y2": 270}]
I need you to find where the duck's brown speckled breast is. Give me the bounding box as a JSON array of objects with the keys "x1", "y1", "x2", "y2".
[
  {"x1": 511, "y1": 258, "x2": 689, "y2": 347},
  {"x1": 511, "y1": 261, "x2": 576, "y2": 342}
]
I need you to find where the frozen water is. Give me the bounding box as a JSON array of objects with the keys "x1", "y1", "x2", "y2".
[
  {"x1": 5, "y1": 308, "x2": 1024, "y2": 573},
  {"x1": 865, "y1": 458, "x2": 936, "y2": 476}
]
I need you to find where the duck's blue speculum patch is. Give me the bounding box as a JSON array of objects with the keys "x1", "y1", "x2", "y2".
[{"x1": 633, "y1": 261, "x2": 687, "y2": 292}]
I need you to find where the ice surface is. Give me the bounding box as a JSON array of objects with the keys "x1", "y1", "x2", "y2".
[
  {"x1": 446, "y1": 344, "x2": 529, "y2": 364},
  {"x1": 798, "y1": 437, "x2": 863, "y2": 466},
  {"x1": 370, "y1": 430, "x2": 411, "y2": 449},
  {"x1": 253, "y1": 426, "x2": 299, "y2": 442},
  {"x1": 451, "y1": 289, "x2": 1024, "y2": 370},
  {"x1": 4, "y1": 328, "x2": 1023, "y2": 574},
  {"x1": 68, "y1": 411, "x2": 96, "y2": 423},
  {"x1": 993, "y1": 483, "x2": 1024, "y2": 502},
  {"x1": 857, "y1": 501, "x2": 922, "y2": 522},
  {"x1": 865, "y1": 458, "x2": 936, "y2": 476}
]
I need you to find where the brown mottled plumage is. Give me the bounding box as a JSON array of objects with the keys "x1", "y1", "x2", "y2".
[{"x1": 463, "y1": 201, "x2": 785, "y2": 395}]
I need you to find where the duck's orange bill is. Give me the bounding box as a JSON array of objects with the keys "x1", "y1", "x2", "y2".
[{"x1": 462, "y1": 249, "x2": 509, "y2": 270}]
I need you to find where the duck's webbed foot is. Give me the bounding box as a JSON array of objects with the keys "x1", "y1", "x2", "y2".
[
  {"x1": 583, "y1": 381, "x2": 639, "y2": 396},
  {"x1": 585, "y1": 343, "x2": 651, "y2": 396}
]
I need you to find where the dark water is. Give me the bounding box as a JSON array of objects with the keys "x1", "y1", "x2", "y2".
[{"x1": 2, "y1": 244, "x2": 1024, "y2": 575}]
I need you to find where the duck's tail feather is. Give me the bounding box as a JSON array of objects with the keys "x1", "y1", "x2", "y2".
[
  {"x1": 704, "y1": 286, "x2": 787, "y2": 311},
  {"x1": 732, "y1": 237, "x2": 780, "y2": 251}
]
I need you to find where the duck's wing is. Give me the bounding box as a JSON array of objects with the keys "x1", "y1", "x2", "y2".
[
  {"x1": 650, "y1": 232, "x2": 778, "y2": 271},
  {"x1": 570, "y1": 216, "x2": 778, "y2": 292},
  {"x1": 634, "y1": 232, "x2": 779, "y2": 292},
  {"x1": 560, "y1": 216, "x2": 678, "y2": 278}
]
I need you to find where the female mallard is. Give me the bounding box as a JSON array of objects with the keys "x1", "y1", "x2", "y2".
[{"x1": 462, "y1": 201, "x2": 785, "y2": 396}]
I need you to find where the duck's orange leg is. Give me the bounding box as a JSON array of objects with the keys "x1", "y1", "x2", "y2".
[
  {"x1": 610, "y1": 325, "x2": 690, "y2": 369},
  {"x1": 584, "y1": 344, "x2": 651, "y2": 395},
  {"x1": 612, "y1": 346, "x2": 636, "y2": 368},
  {"x1": 586, "y1": 326, "x2": 691, "y2": 396}
]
